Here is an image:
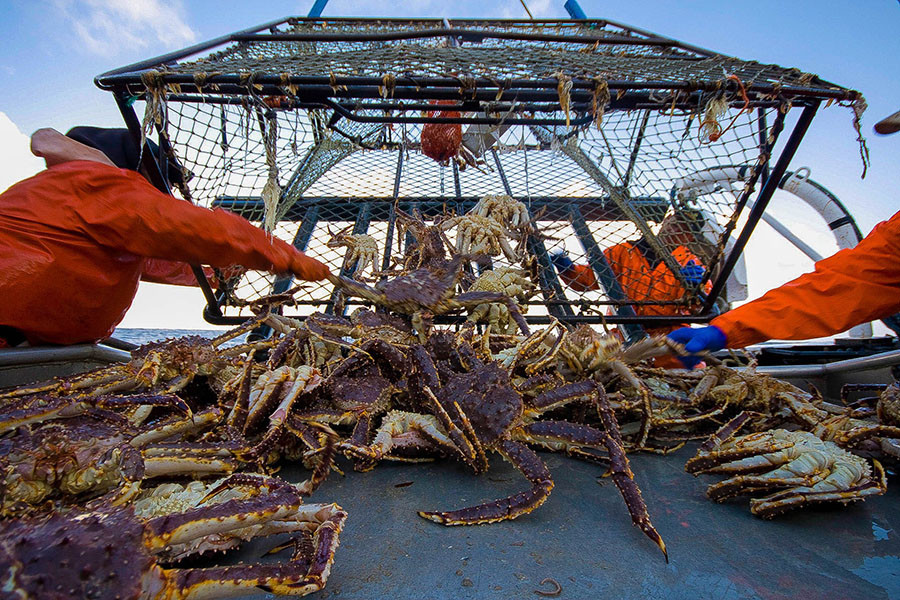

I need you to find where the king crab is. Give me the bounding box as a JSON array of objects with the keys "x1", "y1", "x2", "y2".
[
  {"x1": 0, "y1": 407, "x2": 236, "y2": 517},
  {"x1": 327, "y1": 254, "x2": 530, "y2": 342},
  {"x1": 686, "y1": 413, "x2": 887, "y2": 518},
  {"x1": 326, "y1": 224, "x2": 380, "y2": 281},
  {"x1": 0, "y1": 317, "x2": 272, "y2": 401},
  {"x1": 0, "y1": 474, "x2": 347, "y2": 599},
  {"x1": 348, "y1": 338, "x2": 668, "y2": 559}
]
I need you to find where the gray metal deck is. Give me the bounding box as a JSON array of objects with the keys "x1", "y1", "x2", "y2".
[{"x1": 226, "y1": 444, "x2": 899, "y2": 599}]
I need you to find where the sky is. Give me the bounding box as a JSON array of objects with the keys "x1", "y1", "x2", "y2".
[{"x1": 1, "y1": 0, "x2": 898, "y2": 333}]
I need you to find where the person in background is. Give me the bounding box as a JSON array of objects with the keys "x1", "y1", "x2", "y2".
[
  {"x1": 668, "y1": 208, "x2": 900, "y2": 367},
  {"x1": 0, "y1": 127, "x2": 330, "y2": 347},
  {"x1": 551, "y1": 210, "x2": 712, "y2": 335},
  {"x1": 669, "y1": 108, "x2": 900, "y2": 368}
]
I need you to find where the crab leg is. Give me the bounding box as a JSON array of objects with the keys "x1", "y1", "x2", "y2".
[
  {"x1": 686, "y1": 432, "x2": 794, "y2": 475},
  {"x1": 160, "y1": 504, "x2": 347, "y2": 599},
  {"x1": 0, "y1": 394, "x2": 190, "y2": 435},
  {"x1": 524, "y1": 323, "x2": 567, "y2": 375},
  {"x1": 423, "y1": 387, "x2": 483, "y2": 472},
  {"x1": 751, "y1": 460, "x2": 887, "y2": 518},
  {"x1": 527, "y1": 379, "x2": 596, "y2": 413},
  {"x1": 418, "y1": 439, "x2": 553, "y2": 525},
  {"x1": 130, "y1": 407, "x2": 221, "y2": 447},
  {"x1": 683, "y1": 412, "x2": 755, "y2": 473},
  {"x1": 516, "y1": 420, "x2": 667, "y2": 561},
  {"x1": 705, "y1": 448, "x2": 834, "y2": 501},
  {"x1": 452, "y1": 400, "x2": 490, "y2": 473},
  {"x1": 341, "y1": 410, "x2": 456, "y2": 471},
  {"x1": 688, "y1": 368, "x2": 722, "y2": 404},
  {"x1": 146, "y1": 482, "x2": 309, "y2": 549},
  {"x1": 834, "y1": 423, "x2": 900, "y2": 446},
  {"x1": 142, "y1": 446, "x2": 239, "y2": 479},
  {"x1": 226, "y1": 358, "x2": 255, "y2": 430}
]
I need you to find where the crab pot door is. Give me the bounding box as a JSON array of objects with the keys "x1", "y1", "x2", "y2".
[{"x1": 96, "y1": 18, "x2": 859, "y2": 331}]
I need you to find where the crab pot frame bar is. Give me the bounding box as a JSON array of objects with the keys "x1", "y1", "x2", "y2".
[{"x1": 96, "y1": 17, "x2": 857, "y2": 338}]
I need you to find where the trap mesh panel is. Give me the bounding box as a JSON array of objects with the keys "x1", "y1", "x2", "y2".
[{"x1": 97, "y1": 18, "x2": 862, "y2": 330}]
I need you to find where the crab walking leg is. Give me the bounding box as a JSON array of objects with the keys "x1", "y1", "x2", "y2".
[
  {"x1": 162, "y1": 506, "x2": 347, "y2": 600},
  {"x1": 452, "y1": 400, "x2": 490, "y2": 473},
  {"x1": 516, "y1": 420, "x2": 667, "y2": 560},
  {"x1": 524, "y1": 323, "x2": 567, "y2": 375},
  {"x1": 505, "y1": 298, "x2": 531, "y2": 337},
  {"x1": 423, "y1": 386, "x2": 483, "y2": 472},
  {"x1": 418, "y1": 440, "x2": 554, "y2": 525},
  {"x1": 686, "y1": 433, "x2": 799, "y2": 474},
  {"x1": 688, "y1": 368, "x2": 722, "y2": 404},
  {"x1": 705, "y1": 448, "x2": 835, "y2": 501},
  {"x1": 226, "y1": 357, "x2": 255, "y2": 430},
  {"x1": 142, "y1": 447, "x2": 239, "y2": 479},
  {"x1": 651, "y1": 403, "x2": 728, "y2": 428},
  {"x1": 684, "y1": 412, "x2": 755, "y2": 472},
  {"x1": 526, "y1": 379, "x2": 597, "y2": 414},
  {"x1": 0, "y1": 393, "x2": 191, "y2": 434},
  {"x1": 837, "y1": 423, "x2": 900, "y2": 445},
  {"x1": 145, "y1": 490, "x2": 308, "y2": 550},
  {"x1": 341, "y1": 410, "x2": 457, "y2": 470},
  {"x1": 130, "y1": 407, "x2": 222, "y2": 447},
  {"x1": 751, "y1": 460, "x2": 887, "y2": 518},
  {"x1": 298, "y1": 425, "x2": 340, "y2": 495}
]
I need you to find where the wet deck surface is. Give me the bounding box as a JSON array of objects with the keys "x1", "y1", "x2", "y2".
[{"x1": 225, "y1": 444, "x2": 900, "y2": 599}]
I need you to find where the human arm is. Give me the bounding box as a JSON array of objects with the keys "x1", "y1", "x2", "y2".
[
  {"x1": 668, "y1": 211, "x2": 900, "y2": 359},
  {"x1": 71, "y1": 164, "x2": 329, "y2": 280},
  {"x1": 140, "y1": 260, "x2": 245, "y2": 287},
  {"x1": 711, "y1": 210, "x2": 900, "y2": 347},
  {"x1": 550, "y1": 250, "x2": 599, "y2": 292},
  {"x1": 30, "y1": 128, "x2": 116, "y2": 169}
]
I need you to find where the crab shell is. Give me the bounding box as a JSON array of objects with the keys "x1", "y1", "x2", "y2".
[
  {"x1": 439, "y1": 362, "x2": 523, "y2": 447},
  {"x1": 0, "y1": 409, "x2": 229, "y2": 517},
  {"x1": 0, "y1": 477, "x2": 347, "y2": 600}
]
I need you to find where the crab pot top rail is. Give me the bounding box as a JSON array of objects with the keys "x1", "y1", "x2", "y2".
[{"x1": 95, "y1": 18, "x2": 860, "y2": 332}]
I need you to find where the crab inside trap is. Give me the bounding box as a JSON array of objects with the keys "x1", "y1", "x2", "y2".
[{"x1": 94, "y1": 17, "x2": 865, "y2": 340}]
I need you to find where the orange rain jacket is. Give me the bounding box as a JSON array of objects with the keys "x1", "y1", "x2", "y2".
[
  {"x1": 0, "y1": 161, "x2": 310, "y2": 346},
  {"x1": 712, "y1": 210, "x2": 900, "y2": 348},
  {"x1": 603, "y1": 242, "x2": 710, "y2": 320}
]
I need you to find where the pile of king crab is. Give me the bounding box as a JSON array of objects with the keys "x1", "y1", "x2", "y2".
[{"x1": 2, "y1": 196, "x2": 898, "y2": 599}]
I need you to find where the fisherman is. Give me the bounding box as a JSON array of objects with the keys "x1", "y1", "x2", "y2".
[
  {"x1": 0, "y1": 127, "x2": 330, "y2": 347},
  {"x1": 668, "y1": 109, "x2": 900, "y2": 368},
  {"x1": 551, "y1": 209, "x2": 712, "y2": 334}
]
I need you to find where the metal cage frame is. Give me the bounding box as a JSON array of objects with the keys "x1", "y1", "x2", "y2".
[{"x1": 94, "y1": 17, "x2": 858, "y2": 337}]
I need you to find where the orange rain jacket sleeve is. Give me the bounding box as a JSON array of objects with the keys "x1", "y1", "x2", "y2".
[
  {"x1": 69, "y1": 163, "x2": 301, "y2": 272},
  {"x1": 557, "y1": 264, "x2": 599, "y2": 292},
  {"x1": 603, "y1": 243, "x2": 710, "y2": 318},
  {"x1": 0, "y1": 161, "x2": 314, "y2": 345},
  {"x1": 712, "y1": 210, "x2": 900, "y2": 348},
  {"x1": 141, "y1": 259, "x2": 214, "y2": 287}
]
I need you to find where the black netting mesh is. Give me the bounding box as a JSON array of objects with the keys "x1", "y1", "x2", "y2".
[
  {"x1": 165, "y1": 99, "x2": 775, "y2": 322},
  {"x1": 99, "y1": 18, "x2": 859, "y2": 331}
]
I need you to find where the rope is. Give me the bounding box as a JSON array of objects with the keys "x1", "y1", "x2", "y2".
[
  {"x1": 699, "y1": 75, "x2": 751, "y2": 144},
  {"x1": 518, "y1": 0, "x2": 534, "y2": 20},
  {"x1": 591, "y1": 77, "x2": 610, "y2": 129},
  {"x1": 260, "y1": 110, "x2": 282, "y2": 232},
  {"x1": 849, "y1": 96, "x2": 870, "y2": 179}
]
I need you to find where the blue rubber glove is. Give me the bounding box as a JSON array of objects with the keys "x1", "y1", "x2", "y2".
[
  {"x1": 550, "y1": 250, "x2": 574, "y2": 272},
  {"x1": 679, "y1": 260, "x2": 705, "y2": 286},
  {"x1": 667, "y1": 326, "x2": 727, "y2": 369}
]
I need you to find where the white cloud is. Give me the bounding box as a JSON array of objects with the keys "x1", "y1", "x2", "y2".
[
  {"x1": 54, "y1": 0, "x2": 197, "y2": 55},
  {"x1": 0, "y1": 113, "x2": 44, "y2": 193}
]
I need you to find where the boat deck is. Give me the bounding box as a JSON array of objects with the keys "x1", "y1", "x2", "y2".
[{"x1": 222, "y1": 444, "x2": 899, "y2": 599}]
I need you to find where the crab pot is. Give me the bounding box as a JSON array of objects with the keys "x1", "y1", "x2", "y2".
[{"x1": 95, "y1": 17, "x2": 862, "y2": 341}]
